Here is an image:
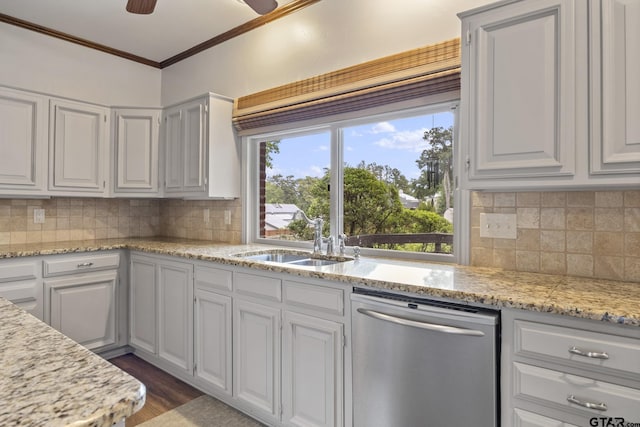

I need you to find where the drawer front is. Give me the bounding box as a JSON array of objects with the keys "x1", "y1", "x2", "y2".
[
  {"x1": 513, "y1": 362, "x2": 640, "y2": 420},
  {"x1": 234, "y1": 272, "x2": 281, "y2": 302},
  {"x1": 283, "y1": 280, "x2": 344, "y2": 315},
  {"x1": 515, "y1": 320, "x2": 640, "y2": 376},
  {"x1": 43, "y1": 253, "x2": 120, "y2": 277},
  {"x1": 0, "y1": 262, "x2": 37, "y2": 282},
  {"x1": 195, "y1": 265, "x2": 232, "y2": 292},
  {"x1": 0, "y1": 280, "x2": 39, "y2": 304},
  {"x1": 513, "y1": 408, "x2": 579, "y2": 427}
]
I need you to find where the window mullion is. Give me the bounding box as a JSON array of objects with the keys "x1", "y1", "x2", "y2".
[{"x1": 330, "y1": 125, "x2": 343, "y2": 243}]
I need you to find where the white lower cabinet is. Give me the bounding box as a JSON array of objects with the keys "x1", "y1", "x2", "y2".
[
  {"x1": 502, "y1": 308, "x2": 640, "y2": 427},
  {"x1": 234, "y1": 298, "x2": 281, "y2": 419},
  {"x1": 128, "y1": 256, "x2": 350, "y2": 427},
  {"x1": 0, "y1": 258, "x2": 42, "y2": 320},
  {"x1": 129, "y1": 253, "x2": 193, "y2": 375},
  {"x1": 283, "y1": 311, "x2": 343, "y2": 427},
  {"x1": 41, "y1": 252, "x2": 122, "y2": 352},
  {"x1": 44, "y1": 271, "x2": 117, "y2": 351},
  {"x1": 194, "y1": 287, "x2": 232, "y2": 395}
]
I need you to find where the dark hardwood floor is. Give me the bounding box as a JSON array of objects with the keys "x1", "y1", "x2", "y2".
[{"x1": 110, "y1": 354, "x2": 204, "y2": 426}]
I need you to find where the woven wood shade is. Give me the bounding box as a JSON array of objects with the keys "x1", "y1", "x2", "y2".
[{"x1": 232, "y1": 38, "x2": 461, "y2": 132}]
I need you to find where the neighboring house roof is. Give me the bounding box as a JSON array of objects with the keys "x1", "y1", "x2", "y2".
[
  {"x1": 398, "y1": 190, "x2": 420, "y2": 209},
  {"x1": 264, "y1": 203, "x2": 300, "y2": 231}
]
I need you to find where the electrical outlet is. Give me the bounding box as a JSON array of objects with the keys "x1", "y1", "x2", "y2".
[
  {"x1": 224, "y1": 210, "x2": 232, "y2": 225},
  {"x1": 479, "y1": 213, "x2": 517, "y2": 239},
  {"x1": 203, "y1": 208, "x2": 210, "y2": 224},
  {"x1": 33, "y1": 208, "x2": 45, "y2": 224}
]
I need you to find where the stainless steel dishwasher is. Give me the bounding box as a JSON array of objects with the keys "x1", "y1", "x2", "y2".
[{"x1": 351, "y1": 288, "x2": 499, "y2": 427}]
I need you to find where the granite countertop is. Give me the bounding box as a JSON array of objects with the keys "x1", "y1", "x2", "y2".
[
  {"x1": 1, "y1": 237, "x2": 639, "y2": 327},
  {"x1": 0, "y1": 298, "x2": 145, "y2": 427}
]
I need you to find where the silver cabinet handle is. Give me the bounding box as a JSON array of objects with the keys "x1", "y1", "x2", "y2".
[
  {"x1": 569, "y1": 346, "x2": 609, "y2": 360},
  {"x1": 77, "y1": 262, "x2": 94, "y2": 268},
  {"x1": 567, "y1": 395, "x2": 607, "y2": 411},
  {"x1": 356, "y1": 308, "x2": 485, "y2": 337}
]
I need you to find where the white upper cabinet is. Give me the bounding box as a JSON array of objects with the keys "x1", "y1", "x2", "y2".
[
  {"x1": 113, "y1": 108, "x2": 160, "y2": 196},
  {"x1": 590, "y1": 0, "x2": 640, "y2": 177},
  {"x1": 0, "y1": 87, "x2": 47, "y2": 195},
  {"x1": 459, "y1": 0, "x2": 578, "y2": 187},
  {"x1": 49, "y1": 98, "x2": 110, "y2": 195},
  {"x1": 163, "y1": 93, "x2": 240, "y2": 199},
  {"x1": 460, "y1": 0, "x2": 640, "y2": 189}
]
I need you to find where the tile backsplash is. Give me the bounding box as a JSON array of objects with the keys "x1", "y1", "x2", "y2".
[
  {"x1": 0, "y1": 197, "x2": 242, "y2": 245},
  {"x1": 159, "y1": 199, "x2": 242, "y2": 244},
  {"x1": 471, "y1": 190, "x2": 640, "y2": 282}
]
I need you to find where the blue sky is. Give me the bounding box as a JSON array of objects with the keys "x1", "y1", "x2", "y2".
[{"x1": 267, "y1": 111, "x2": 454, "y2": 180}]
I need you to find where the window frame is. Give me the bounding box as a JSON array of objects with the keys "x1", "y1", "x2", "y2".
[{"x1": 241, "y1": 97, "x2": 470, "y2": 264}]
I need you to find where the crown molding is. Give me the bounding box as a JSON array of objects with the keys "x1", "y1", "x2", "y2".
[{"x1": 0, "y1": 0, "x2": 321, "y2": 69}]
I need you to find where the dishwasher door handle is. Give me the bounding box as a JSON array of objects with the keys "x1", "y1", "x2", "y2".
[{"x1": 356, "y1": 308, "x2": 485, "y2": 337}]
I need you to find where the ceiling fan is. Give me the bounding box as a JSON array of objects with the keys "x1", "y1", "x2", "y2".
[{"x1": 126, "y1": 0, "x2": 278, "y2": 15}]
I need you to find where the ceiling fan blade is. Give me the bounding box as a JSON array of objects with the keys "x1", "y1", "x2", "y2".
[
  {"x1": 243, "y1": 0, "x2": 278, "y2": 15},
  {"x1": 126, "y1": 0, "x2": 158, "y2": 14}
]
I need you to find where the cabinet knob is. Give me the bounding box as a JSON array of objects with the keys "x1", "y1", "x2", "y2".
[{"x1": 77, "y1": 262, "x2": 94, "y2": 268}]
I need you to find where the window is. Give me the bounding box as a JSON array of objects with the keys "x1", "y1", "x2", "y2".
[{"x1": 246, "y1": 102, "x2": 459, "y2": 261}]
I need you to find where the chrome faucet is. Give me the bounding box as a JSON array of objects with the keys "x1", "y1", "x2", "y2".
[
  {"x1": 293, "y1": 210, "x2": 324, "y2": 255},
  {"x1": 338, "y1": 234, "x2": 347, "y2": 256}
]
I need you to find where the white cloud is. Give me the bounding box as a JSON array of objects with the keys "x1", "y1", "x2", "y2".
[
  {"x1": 315, "y1": 145, "x2": 329, "y2": 151},
  {"x1": 370, "y1": 121, "x2": 396, "y2": 134},
  {"x1": 307, "y1": 165, "x2": 326, "y2": 177},
  {"x1": 373, "y1": 128, "x2": 430, "y2": 152},
  {"x1": 345, "y1": 145, "x2": 354, "y2": 152}
]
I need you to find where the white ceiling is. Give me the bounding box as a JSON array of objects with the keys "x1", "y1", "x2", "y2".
[{"x1": 0, "y1": 0, "x2": 296, "y2": 63}]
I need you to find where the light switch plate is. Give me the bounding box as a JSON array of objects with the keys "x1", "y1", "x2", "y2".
[{"x1": 479, "y1": 213, "x2": 517, "y2": 239}]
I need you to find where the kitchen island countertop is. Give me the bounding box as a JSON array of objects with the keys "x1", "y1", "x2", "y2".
[
  {"x1": 0, "y1": 237, "x2": 638, "y2": 328},
  {"x1": 0, "y1": 297, "x2": 145, "y2": 426}
]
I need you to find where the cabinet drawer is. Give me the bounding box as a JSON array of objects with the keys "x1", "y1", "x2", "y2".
[
  {"x1": 0, "y1": 280, "x2": 39, "y2": 304},
  {"x1": 513, "y1": 362, "x2": 640, "y2": 419},
  {"x1": 234, "y1": 272, "x2": 281, "y2": 302},
  {"x1": 195, "y1": 265, "x2": 232, "y2": 292},
  {"x1": 0, "y1": 261, "x2": 37, "y2": 282},
  {"x1": 515, "y1": 320, "x2": 640, "y2": 376},
  {"x1": 513, "y1": 408, "x2": 579, "y2": 427},
  {"x1": 283, "y1": 280, "x2": 344, "y2": 315},
  {"x1": 43, "y1": 253, "x2": 120, "y2": 277}
]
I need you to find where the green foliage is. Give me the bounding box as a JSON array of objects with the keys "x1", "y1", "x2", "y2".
[{"x1": 263, "y1": 140, "x2": 280, "y2": 169}]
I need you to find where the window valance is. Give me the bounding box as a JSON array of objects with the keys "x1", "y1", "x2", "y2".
[{"x1": 232, "y1": 38, "x2": 461, "y2": 133}]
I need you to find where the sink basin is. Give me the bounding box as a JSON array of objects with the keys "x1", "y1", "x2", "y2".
[
  {"x1": 234, "y1": 249, "x2": 352, "y2": 267},
  {"x1": 241, "y1": 253, "x2": 309, "y2": 263},
  {"x1": 287, "y1": 258, "x2": 341, "y2": 267}
]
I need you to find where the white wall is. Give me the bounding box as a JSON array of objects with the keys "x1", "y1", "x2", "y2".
[
  {"x1": 161, "y1": 0, "x2": 493, "y2": 104},
  {"x1": 0, "y1": 23, "x2": 161, "y2": 106}
]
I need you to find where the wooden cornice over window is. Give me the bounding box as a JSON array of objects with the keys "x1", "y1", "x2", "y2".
[{"x1": 232, "y1": 38, "x2": 461, "y2": 132}]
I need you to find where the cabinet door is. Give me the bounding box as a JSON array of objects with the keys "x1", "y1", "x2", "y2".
[
  {"x1": 463, "y1": 0, "x2": 577, "y2": 180},
  {"x1": 182, "y1": 99, "x2": 206, "y2": 192},
  {"x1": 130, "y1": 256, "x2": 157, "y2": 354},
  {"x1": 49, "y1": 99, "x2": 108, "y2": 193},
  {"x1": 163, "y1": 106, "x2": 183, "y2": 193},
  {"x1": 590, "y1": 0, "x2": 640, "y2": 175},
  {"x1": 282, "y1": 311, "x2": 343, "y2": 427},
  {"x1": 0, "y1": 87, "x2": 47, "y2": 192},
  {"x1": 157, "y1": 259, "x2": 193, "y2": 373},
  {"x1": 234, "y1": 299, "x2": 280, "y2": 419},
  {"x1": 114, "y1": 108, "x2": 160, "y2": 194},
  {"x1": 45, "y1": 271, "x2": 117, "y2": 351},
  {"x1": 194, "y1": 288, "x2": 232, "y2": 395}
]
